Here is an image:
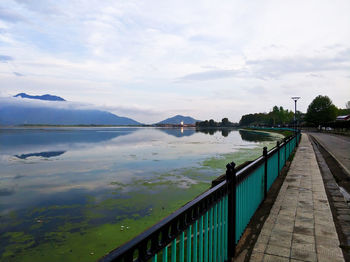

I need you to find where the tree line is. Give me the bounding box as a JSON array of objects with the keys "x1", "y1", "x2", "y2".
[
  {"x1": 239, "y1": 106, "x2": 297, "y2": 127},
  {"x1": 195, "y1": 118, "x2": 239, "y2": 128},
  {"x1": 239, "y1": 95, "x2": 349, "y2": 127},
  {"x1": 196, "y1": 95, "x2": 349, "y2": 129}
]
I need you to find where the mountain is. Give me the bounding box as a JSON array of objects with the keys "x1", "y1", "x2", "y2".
[
  {"x1": 0, "y1": 106, "x2": 141, "y2": 126},
  {"x1": 14, "y1": 93, "x2": 66, "y2": 101},
  {"x1": 1, "y1": 94, "x2": 142, "y2": 126},
  {"x1": 155, "y1": 115, "x2": 199, "y2": 125}
]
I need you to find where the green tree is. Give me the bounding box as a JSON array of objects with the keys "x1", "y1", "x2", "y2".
[
  {"x1": 221, "y1": 118, "x2": 229, "y2": 126},
  {"x1": 208, "y1": 119, "x2": 216, "y2": 127},
  {"x1": 271, "y1": 106, "x2": 279, "y2": 125},
  {"x1": 337, "y1": 107, "x2": 350, "y2": 116},
  {"x1": 305, "y1": 95, "x2": 337, "y2": 126}
]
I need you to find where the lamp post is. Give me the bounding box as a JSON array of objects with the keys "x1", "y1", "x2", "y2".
[{"x1": 291, "y1": 97, "x2": 300, "y2": 132}]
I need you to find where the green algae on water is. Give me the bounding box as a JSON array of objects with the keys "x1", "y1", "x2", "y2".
[
  {"x1": 1, "y1": 182, "x2": 209, "y2": 262},
  {"x1": 202, "y1": 138, "x2": 281, "y2": 170}
]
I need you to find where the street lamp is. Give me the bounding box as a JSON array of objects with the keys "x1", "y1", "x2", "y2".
[{"x1": 291, "y1": 97, "x2": 300, "y2": 131}]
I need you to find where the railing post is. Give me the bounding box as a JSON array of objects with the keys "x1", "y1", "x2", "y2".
[
  {"x1": 297, "y1": 131, "x2": 300, "y2": 146},
  {"x1": 289, "y1": 137, "x2": 291, "y2": 156},
  {"x1": 277, "y1": 141, "x2": 280, "y2": 176},
  {"x1": 297, "y1": 132, "x2": 299, "y2": 146},
  {"x1": 284, "y1": 138, "x2": 287, "y2": 163},
  {"x1": 226, "y1": 162, "x2": 236, "y2": 261},
  {"x1": 263, "y1": 147, "x2": 268, "y2": 200}
]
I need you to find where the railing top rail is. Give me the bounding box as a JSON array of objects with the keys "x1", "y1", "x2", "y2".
[
  {"x1": 236, "y1": 155, "x2": 264, "y2": 183},
  {"x1": 235, "y1": 134, "x2": 296, "y2": 184}
]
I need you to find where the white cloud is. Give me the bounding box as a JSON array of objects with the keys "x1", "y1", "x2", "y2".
[{"x1": 0, "y1": 0, "x2": 349, "y2": 123}]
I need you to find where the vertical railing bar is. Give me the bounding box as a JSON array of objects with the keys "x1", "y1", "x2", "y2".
[
  {"x1": 187, "y1": 225, "x2": 192, "y2": 262},
  {"x1": 152, "y1": 254, "x2": 157, "y2": 262},
  {"x1": 241, "y1": 179, "x2": 243, "y2": 241},
  {"x1": 213, "y1": 202, "x2": 217, "y2": 262},
  {"x1": 221, "y1": 198, "x2": 224, "y2": 262},
  {"x1": 263, "y1": 147, "x2": 267, "y2": 200},
  {"x1": 246, "y1": 176, "x2": 248, "y2": 231},
  {"x1": 180, "y1": 231, "x2": 185, "y2": 262},
  {"x1": 193, "y1": 220, "x2": 198, "y2": 262},
  {"x1": 171, "y1": 239, "x2": 176, "y2": 262},
  {"x1": 277, "y1": 141, "x2": 280, "y2": 173},
  {"x1": 236, "y1": 166, "x2": 239, "y2": 244},
  {"x1": 284, "y1": 138, "x2": 287, "y2": 164},
  {"x1": 160, "y1": 225, "x2": 169, "y2": 262},
  {"x1": 218, "y1": 198, "x2": 221, "y2": 262},
  {"x1": 162, "y1": 246, "x2": 168, "y2": 262},
  {"x1": 289, "y1": 137, "x2": 291, "y2": 157},
  {"x1": 226, "y1": 162, "x2": 236, "y2": 260},
  {"x1": 199, "y1": 216, "x2": 203, "y2": 262},
  {"x1": 204, "y1": 210, "x2": 209, "y2": 262},
  {"x1": 223, "y1": 194, "x2": 225, "y2": 261},
  {"x1": 240, "y1": 179, "x2": 243, "y2": 244},
  {"x1": 209, "y1": 206, "x2": 213, "y2": 262},
  {"x1": 222, "y1": 196, "x2": 224, "y2": 262},
  {"x1": 245, "y1": 176, "x2": 248, "y2": 232},
  {"x1": 237, "y1": 178, "x2": 240, "y2": 243},
  {"x1": 224, "y1": 195, "x2": 227, "y2": 261},
  {"x1": 289, "y1": 137, "x2": 291, "y2": 156}
]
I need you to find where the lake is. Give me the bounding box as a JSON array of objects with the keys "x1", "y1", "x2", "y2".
[{"x1": 0, "y1": 127, "x2": 284, "y2": 262}]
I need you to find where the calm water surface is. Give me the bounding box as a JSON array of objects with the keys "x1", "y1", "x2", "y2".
[{"x1": 0, "y1": 127, "x2": 283, "y2": 261}]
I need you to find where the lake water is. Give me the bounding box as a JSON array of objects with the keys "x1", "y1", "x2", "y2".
[{"x1": 0, "y1": 127, "x2": 283, "y2": 262}]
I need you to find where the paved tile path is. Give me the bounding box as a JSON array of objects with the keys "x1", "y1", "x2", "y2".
[{"x1": 250, "y1": 134, "x2": 345, "y2": 262}]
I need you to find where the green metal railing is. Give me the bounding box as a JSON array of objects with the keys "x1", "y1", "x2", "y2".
[
  {"x1": 235, "y1": 164, "x2": 264, "y2": 243},
  {"x1": 100, "y1": 130, "x2": 301, "y2": 262},
  {"x1": 150, "y1": 195, "x2": 228, "y2": 262}
]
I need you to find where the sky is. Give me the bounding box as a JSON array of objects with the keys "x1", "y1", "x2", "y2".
[{"x1": 0, "y1": 0, "x2": 349, "y2": 124}]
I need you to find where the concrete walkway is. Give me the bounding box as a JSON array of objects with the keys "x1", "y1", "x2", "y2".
[{"x1": 250, "y1": 134, "x2": 345, "y2": 262}]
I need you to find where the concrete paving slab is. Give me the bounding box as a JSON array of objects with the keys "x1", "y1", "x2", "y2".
[
  {"x1": 250, "y1": 251, "x2": 264, "y2": 262},
  {"x1": 265, "y1": 244, "x2": 290, "y2": 258},
  {"x1": 250, "y1": 134, "x2": 345, "y2": 262},
  {"x1": 263, "y1": 254, "x2": 289, "y2": 262}
]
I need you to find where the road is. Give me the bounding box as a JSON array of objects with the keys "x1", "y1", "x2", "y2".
[{"x1": 309, "y1": 132, "x2": 350, "y2": 176}]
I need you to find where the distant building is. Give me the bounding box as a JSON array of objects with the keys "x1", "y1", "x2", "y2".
[{"x1": 336, "y1": 115, "x2": 350, "y2": 121}]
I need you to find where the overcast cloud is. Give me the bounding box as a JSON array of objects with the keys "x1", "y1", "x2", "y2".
[{"x1": 0, "y1": 0, "x2": 349, "y2": 123}]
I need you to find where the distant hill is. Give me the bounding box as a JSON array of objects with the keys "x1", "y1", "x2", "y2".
[
  {"x1": 155, "y1": 115, "x2": 199, "y2": 125},
  {"x1": 1, "y1": 93, "x2": 142, "y2": 126},
  {"x1": 0, "y1": 106, "x2": 141, "y2": 126},
  {"x1": 14, "y1": 93, "x2": 66, "y2": 101}
]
